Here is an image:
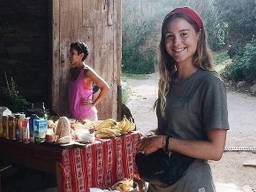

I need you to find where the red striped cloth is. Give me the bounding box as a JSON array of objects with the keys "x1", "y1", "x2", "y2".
[{"x1": 60, "y1": 132, "x2": 141, "y2": 192}]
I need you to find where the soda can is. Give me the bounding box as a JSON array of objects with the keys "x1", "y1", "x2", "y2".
[
  {"x1": 21, "y1": 117, "x2": 30, "y2": 143},
  {"x1": 8, "y1": 116, "x2": 16, "y2": 140},
  {"x1": 15, "y1": 114, "x2": 23, "y2": 140},
  {"x1": 17, "y1": 118, "x2": 23, "y2": 142},
  {"x1": 2, "y1": 116, "x2": 8, "y2": 139},
  {"x1": 17, "y1": 114, "x2": 26, "y2": 142},
  {"x1": 0, "y1": 116, "x2": 3, "y2": 137},
  {"x1": 25, "y1": 118, "x2": 30, "y2": 143}
]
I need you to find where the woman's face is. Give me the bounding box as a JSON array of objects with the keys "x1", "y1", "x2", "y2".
[
  {"x1": 69, "y1": 48, "x2": 83, "y2": 66},
  {"x1": 165, "y1": 18, "x2": 199, "y2": 66}
]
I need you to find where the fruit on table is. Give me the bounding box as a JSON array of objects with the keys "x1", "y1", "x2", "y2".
[
  {"x1": 111, "y1": 179, "x2": 137, "y2": 192},
  {"x1": 95, "y1": 117, "x2": 135, "y2": 139},
  {"x1": 118, "y1": 117, "x2": 136, "y2": 134},
  {"x1": 95, "y1": 118, "x2": 117, "y2": 130}
]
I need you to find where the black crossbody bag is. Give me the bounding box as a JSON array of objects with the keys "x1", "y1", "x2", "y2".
[{"x1": 135, "y1": 149, "x2": 194, "y2": 185}]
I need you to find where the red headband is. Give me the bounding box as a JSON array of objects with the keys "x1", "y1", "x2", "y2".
[{"x1": 171, "y1": 7, "x2": 203, "y2": 29}]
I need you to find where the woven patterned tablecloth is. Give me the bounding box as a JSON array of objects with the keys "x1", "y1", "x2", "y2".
[{"x1": 60, "y1": 132, "x2": 141, "y2": 192}]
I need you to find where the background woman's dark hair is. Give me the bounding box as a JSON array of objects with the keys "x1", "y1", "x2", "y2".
[{"x1": 70, "y1": 41, "x2": 89, "y2": 61}]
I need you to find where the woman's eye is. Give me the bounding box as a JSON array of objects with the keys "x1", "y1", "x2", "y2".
[
  {"x1": 181, "y1": 33, "x2": 188, "y2": 38},
  {"x1": 165, "y1": 34, "x2": 174, "y2": 41}
]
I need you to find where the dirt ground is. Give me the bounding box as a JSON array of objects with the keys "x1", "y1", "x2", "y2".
[{"x1": 126, "y1": 73, "x2": 256, "y2": 192}]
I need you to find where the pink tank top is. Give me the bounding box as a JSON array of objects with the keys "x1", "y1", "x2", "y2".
[{"x1": 68, "y1": 68, "x2": 97, "y2": 120}]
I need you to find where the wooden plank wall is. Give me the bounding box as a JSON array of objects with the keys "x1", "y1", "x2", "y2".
[{"x1": 52, "y1": 0, "x2": 121, "y2": 119}]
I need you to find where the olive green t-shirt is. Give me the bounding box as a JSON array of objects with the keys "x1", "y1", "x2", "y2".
[{"x1": 157, "y1": 69, "x2": 229, "y2": 140}]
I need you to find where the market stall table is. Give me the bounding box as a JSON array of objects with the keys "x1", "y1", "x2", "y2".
[{"x1": 0, "y1": 132, "x2": 141, "y2": 192}]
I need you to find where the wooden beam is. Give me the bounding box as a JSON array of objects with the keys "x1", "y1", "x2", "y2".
[{"x1": 52, "y1": 0, "x2": 60, "y2": 114}]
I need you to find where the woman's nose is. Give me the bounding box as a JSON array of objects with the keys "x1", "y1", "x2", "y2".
[{"x1": 173, "y1": 36, "x2": 182, "y2": 47}]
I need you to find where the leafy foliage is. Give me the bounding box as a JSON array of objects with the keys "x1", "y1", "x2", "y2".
[
  {"x1": 0, "y1": 72, "x2": 30, "y2": 112},
  {"x1": 223, "y1": 41, "x2": 256, "y2": 81},
  {"x1": 213, "y1": 50, "x2": 230, "y2": 65},
  {"x1": 122, "y1": 0, "x2": 158, "y2": 74},
  {"x1": 213, "y1": 0, "x2": 256, "y2": 57},
  {"x1": 122, "y1": 19, "x2": 157, "y2": 74}
]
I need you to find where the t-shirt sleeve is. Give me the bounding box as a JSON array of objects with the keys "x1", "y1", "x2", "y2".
[{"x1": 202, "y1": 77, "x2": 229, "y2": 131}]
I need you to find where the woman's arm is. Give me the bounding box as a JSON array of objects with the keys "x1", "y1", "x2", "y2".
[
  {"x1": 86, "y1": 68, "x2": 110, "y2": 106},
  {"x1": 138, "y1": 129, "x2": 227, "y2": 161},
  {"x1": 168, "y1": 129, "x2": 227, "y2": 160}
]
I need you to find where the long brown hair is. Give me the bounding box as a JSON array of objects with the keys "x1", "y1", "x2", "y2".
[{"x1": 156, "y1": 11, "x2": 214, "y2": 117}]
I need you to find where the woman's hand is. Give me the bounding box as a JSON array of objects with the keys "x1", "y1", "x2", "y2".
[{"x1": 137, "y1": 135, "x2": 165, "y2": 155}]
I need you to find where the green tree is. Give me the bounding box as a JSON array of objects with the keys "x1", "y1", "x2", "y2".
[
  {"x1": 122, "y1": 0, "x2": 158, "y2": 74},
  {"x1": 214, "y1": 0, "x2": 256, "y2": 57},
  {"x1": 223, "y1": 41, "x2": 256, "y2": 81}
]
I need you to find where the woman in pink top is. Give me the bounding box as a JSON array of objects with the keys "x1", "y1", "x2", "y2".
[{"x1": 68, "y1": 41, "x2": 110, "y2": 121}]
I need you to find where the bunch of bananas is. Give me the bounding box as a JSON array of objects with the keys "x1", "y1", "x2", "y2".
[
  {"x1": 81, "y1": 119, "x2": 98, "y2": 129},
  {"x1": 111, "y1": 179, "x2": 136, "y2": 192},
  {"x1": 117, "y1": 117, "x2": 136, "y2": 134},
  {"x1": 95, "y1": 119, "x2": 117, "y2": 130},
  {"x1": 94, "y1": 118, "x2": 136, "y2": 139},
  {"x1": 95, "y1": 119, "x2": 121, "y2": 138}
]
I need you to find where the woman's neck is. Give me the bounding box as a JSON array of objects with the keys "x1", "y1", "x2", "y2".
[
  {"x1": 176, "y1": 63, "x2": 198, "y2": 80},
  {"x1": 73, "y1": 62, "x2": 84, "y2": 69},
  {"x1": 70, "y1": 63, "x2": 84, "y2": 81}
]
